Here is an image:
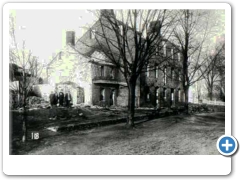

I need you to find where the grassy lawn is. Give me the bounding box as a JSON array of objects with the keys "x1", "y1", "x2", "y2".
[{"x1": 11, "y1": 111, "x2": 225, "y2": 155}]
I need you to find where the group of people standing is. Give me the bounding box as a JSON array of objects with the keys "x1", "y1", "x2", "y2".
[
  {"x1": 49, "y1": 89, "x2": 72, "y2": 108},
  {"x1": 49, "y1": 89, "x2": 72, "y2": 120}
]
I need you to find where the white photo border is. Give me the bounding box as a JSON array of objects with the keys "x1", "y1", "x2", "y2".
[{"x1": 3, "y1": 2, "x2": 231, "y2": 175}]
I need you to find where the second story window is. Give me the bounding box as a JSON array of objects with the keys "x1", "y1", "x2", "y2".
[
  {"x1": 110, "y1": 67, "x2": 115, "y2": 79},
  {"x1": 171, "y1": 48, "x2": 174, "y2": 59},
  {"x1": 163, "y1": 43, "x2": 167, "y2": 56},
  {"x1": 171, "y1": 68, "x2": 174, "y2": 81},
  {"x1": 100, "y1": 66, "x2": 104, "y2": 77},
  {"x1": 155, "y1": 64, "x2": 159, "y2": 78},
  {"x1": 164, "y1": 67, "x2": 167, "y2": 85},
  {"x1": 178, "y1": 70, "x2": 181, "y2": 81},
  {"x1": 146, "y1": 65, "x2": 150, "y2": 77},
  {"x1": 90, "y1": 29, "x2": 96, "y2": 39},
  {"x1": 178, "y1": 53, "x2": 181, "y2": 61}
]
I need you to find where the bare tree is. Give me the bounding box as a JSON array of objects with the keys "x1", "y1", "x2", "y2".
[
  {"x1": 171, "y1": 10, "x2": 217, "y2": 112},
  {"x1": 9, "y1": 13, "x2": 43, "y2": 142},
  {"x1": 202, "y1": 41, "x2": 225, "y2": 101},
  {"x1": 72, "y1": 9, "x2": 177, "y2": 127},
  {"x1": 216, "y1": 52, "x2": 225, "y2": 101}
]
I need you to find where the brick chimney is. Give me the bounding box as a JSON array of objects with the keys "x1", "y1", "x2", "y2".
[
  {"x1": 66, "y1": 31, "x2": 75, "y2": 46},
  {"x1": 147, "y1": 21, "x2": 162, "y2": 35},
  {"x1": 100, "y1": 9, "x2": 115, "y2": 18}
]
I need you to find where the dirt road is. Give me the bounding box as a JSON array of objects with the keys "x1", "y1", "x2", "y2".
[{"x1": 24, "y1": 112, "x2": 224, "y2": 155}]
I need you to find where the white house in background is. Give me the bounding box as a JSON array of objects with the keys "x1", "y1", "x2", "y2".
[
  {"x1": 45, "y1": 30, "x2": 128, "y2": 107},
  {"x1": 47, "y1": 39, "x2": 93, "y2": 105}
]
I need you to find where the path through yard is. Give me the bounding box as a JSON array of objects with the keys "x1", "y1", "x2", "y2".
[{"x1": 22, "y1": 112, "x2": 225, "y2": 155}]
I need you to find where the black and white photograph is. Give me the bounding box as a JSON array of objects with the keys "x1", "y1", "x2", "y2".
[
  {"x1": 8, "y1": 6, "x2": 226, "y2": 156},
  {"x1": 2, "y1": 1, "x2": 236, "y2": 176}
]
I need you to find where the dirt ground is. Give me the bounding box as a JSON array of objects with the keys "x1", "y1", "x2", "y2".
[{"x1": 15, "y1": 112, "x2": 224, "y2": 155}]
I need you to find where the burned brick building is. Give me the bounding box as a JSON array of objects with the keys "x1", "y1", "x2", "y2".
[
  {"x1": 47, "y1": 10, "x2": 184, "y2": 108},
  {"x1": 90, "y1": 51, "x2": 129, "y2": 107},
  {"x1": 139, "y1": 38, "x2": 185, "y2": 108}
]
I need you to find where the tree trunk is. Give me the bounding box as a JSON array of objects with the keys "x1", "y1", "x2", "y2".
[
  {"x1": 209, "y1": 92, "x2": 213, "y2": 101},
  {"x1": 184, "y1": 87, "x2": 189, "y2": 114},
  {"x1": 126, "y1": 79, "x2": 136, "y2": 128},
  {"x1": 208, "y1": 83, "x2": 213, "y2": 101},
  {"x1": 127, "y1": 88, "x2": 130, "y2": 110},
  {"x1": 22, "y1": 73, "x2": 27, "y2": 143},
  {"x1": 22, "y1": 111, "x2": 27, "y2": 142}
]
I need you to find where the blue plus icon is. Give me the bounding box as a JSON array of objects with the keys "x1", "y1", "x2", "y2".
[
  {"x1": 217, "y1": 135, "x2": 238, "y2": 156},
  {"x1": 220, "y1": 138, "x2": 234, "y2": 153}
]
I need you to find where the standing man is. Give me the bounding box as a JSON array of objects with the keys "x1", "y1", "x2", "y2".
[
  {"x1": 65, "y1": 90, "x2": 72, "y2": 108},
  {"x1": 58, "y1": 89, "x2": 64, "y2": 107},
  {"x1": 49, "y1": 90, "x2": 58, "y2": 120}
]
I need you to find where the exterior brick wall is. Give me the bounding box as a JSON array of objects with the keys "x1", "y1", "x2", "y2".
[{"x1": 140, "y1": 42, "x2": 184, "y2": 108}]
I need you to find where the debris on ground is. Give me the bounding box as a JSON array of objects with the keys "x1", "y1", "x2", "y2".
[
  {"x1": 46, "y1": 126, "x2": 59, "y2": 132},
  {"x1": 72, "y1": 104, "x2": 94, "y2": 109},
  {"x1": 26, "y1": 96, "x2": 50, "y2": 109}
]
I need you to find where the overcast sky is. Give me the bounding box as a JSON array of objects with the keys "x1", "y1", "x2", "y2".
[
  {"x1": 13, "y1": 9, "x2": 224, "y2": 64},
  {"x1": 14, "y1": 10, "x2": 96, "y2": 63}
]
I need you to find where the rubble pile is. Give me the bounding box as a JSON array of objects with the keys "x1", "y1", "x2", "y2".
[{"x1": 26, "y1": 96, "x2": 50, "y2": 109}]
